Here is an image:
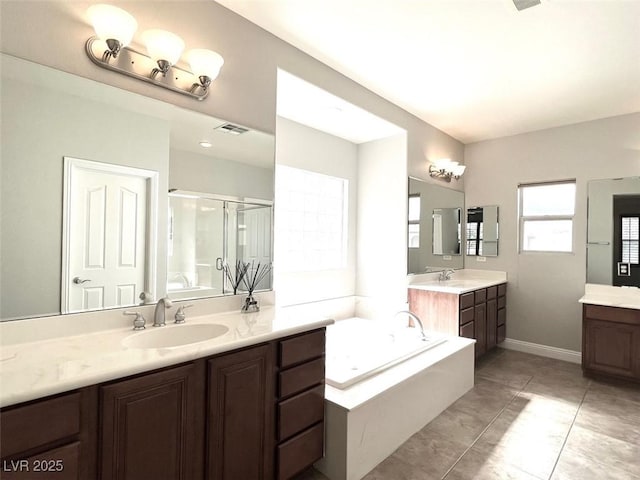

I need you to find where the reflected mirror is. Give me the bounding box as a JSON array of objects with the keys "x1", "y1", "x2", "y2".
[
  {"x1": 407, "y1": 177, "x2": 464, "y2": 274},
  {"x1": 466, "y1": 206, "x2": 499, "y2": 257},
  {"x1": 432, "y1": 208, "x2": 461, "y2": 256},
  {"x1": 0, "y1": 53, "x2": 275, "y2": 321},
  {"x1": 587, "y1": 177, "x2": 640, "y2": 287}
]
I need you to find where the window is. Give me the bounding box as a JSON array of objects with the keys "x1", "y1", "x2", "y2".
[
  {"x1": 408, "y1": 194, "x2": 420, "y2": 248},
  {"x1": 275, "y1": 165, "x2": 348, "y2": 272},
  {"x1": 518, "y1": 181, "x2": 576, "y2": 253},
  {"x1": 622, "y1": 216, "x2": 639, "y2": 264}
]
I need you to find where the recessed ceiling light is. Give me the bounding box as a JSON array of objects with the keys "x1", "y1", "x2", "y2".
[{"x1": 199, "y1": 141, "x2": 212, "y2": 148}]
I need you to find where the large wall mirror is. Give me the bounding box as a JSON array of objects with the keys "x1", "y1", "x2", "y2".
[
  {"x1": 466, "y1": 206, "x2": 499, "y2": 257},
  {"x1": 408, "y1": 177, "x2": 464, "y2": 274},
  {"x1": 587, "y1": 176, "x2": 640, "y2": 287},
  {"x1": 0, "y1": 53, "x2": 275, "y2": 321}
]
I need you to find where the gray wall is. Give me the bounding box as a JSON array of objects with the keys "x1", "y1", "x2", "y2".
[
  {"x1": 463, "y1": 113, "x2": 640, "y2": 351},
  {"x1": 0, "y1": 0, "x2": 464, "y2": 179},
  {"x1": 169, "y1": 149, "x2": 273, "y2": 200}
]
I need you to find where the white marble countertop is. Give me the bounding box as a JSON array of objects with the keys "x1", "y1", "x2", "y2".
[
  {"x1": 408, "y1": 269, "x2": 507, "y2": 294},
  {"x1": 0, "y1": 307, "x2": 333, "y2": 408},
  {"x1": 579, "y1": 283, "x2": 640, "y2": 310}
]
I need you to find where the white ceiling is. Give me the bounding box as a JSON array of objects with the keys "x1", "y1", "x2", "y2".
[{"x1": 217, "y1": 0, "x2": 640, "y2": 144}]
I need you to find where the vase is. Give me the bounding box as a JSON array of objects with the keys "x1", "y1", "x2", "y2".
[{"x1": 241, "y1": 294, "x2": 259, "y2": 313}]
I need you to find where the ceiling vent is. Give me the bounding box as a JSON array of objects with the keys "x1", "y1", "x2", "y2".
[
  {"x1": 512, "y1": 0, "x2": 541, "y2": 11},
  {"x1": 215, "y1": 123, "x2": 249, "y2": 135}
]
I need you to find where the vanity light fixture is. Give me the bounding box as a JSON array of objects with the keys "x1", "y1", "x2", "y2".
[
  {"x1": 429, "y1": 158, "x2": 466, "y2": 182},
  {"x1": 85, "y1": 4, "x2": 224, "y2": 100}
]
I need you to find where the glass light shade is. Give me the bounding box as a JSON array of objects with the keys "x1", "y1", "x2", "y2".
[
  {"x1": 143, "y1": 29, "x2": 185, "y2": 65},
  {"x1": 87, "y1": 4, "x2": 137, "y2": 47},
  {"x1": 187, "y1": 49, "x2": 224, "y2": 80},
  {"x1": 451, "y1": 164, "x2": 466, "y2": 176},
  {"x1": 433, "y1": 158, "x2": 453, "y2": 170}
]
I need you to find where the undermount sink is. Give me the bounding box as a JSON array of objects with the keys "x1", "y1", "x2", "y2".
[{"x1": 122, "y1": 323, "x2": 229, "y2": 349}]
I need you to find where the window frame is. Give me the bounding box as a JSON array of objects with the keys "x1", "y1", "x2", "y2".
[
  {"x1": 408, "y1": 193, "x2": 421, "y2": 249},
  {"x1": 518, "y1": 180, "x2": 576, "y2": 254}
]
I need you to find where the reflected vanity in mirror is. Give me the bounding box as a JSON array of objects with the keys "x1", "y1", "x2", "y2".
[
  {"x1": 0, "y1": 53, "x2": 275, "y2": 321},
  {"x1": 407, "y1": 177, "x2": 464, "y2": 274},
  {"x1": 466, "y1": 206, "x2": 499, "y2": 257},
  {"x1": 587, "y1": 176, "x2": 640, "y2": 287},
  {"x1": 167, "y1": 191, "x2": 272, "y2": 301}
]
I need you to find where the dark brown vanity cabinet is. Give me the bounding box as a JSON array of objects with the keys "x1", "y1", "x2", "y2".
[
  {"x1": 207, "y1": 344, "x2": 276, "y2": 480},
  {"x1": 582, "y1": 304, "x2": 640, "y2": 382},
  {"x1": 100, "y1": 362, "x2": 206, "y2": 480},
  {"x1": 0, "y1": 328, "x2": 326, "y2": 480},
  {"x1": 409, "y1": 283, "x2": 507, "y2": 359},
  {"x1": 0, "y1": 389, "x2": 97, "y2": 480},
  {"x1": 276, "y1": 329, "x2": 326, "y2": 480}
]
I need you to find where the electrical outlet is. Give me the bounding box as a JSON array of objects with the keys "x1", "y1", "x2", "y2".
[
  {"x1": 477, "y1": 256, "x2": 487, "y2": 262},
  {"x1": 443, "y1": 255, "x2": 452, "y2": 260}
]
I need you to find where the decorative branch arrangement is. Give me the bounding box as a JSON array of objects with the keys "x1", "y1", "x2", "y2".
[
  {"x1": 223, "y1": 260, "x2": 249, "y2": 295},
  {"x1": 241, "y1": 261, "x2": 272, "y2": 295}
]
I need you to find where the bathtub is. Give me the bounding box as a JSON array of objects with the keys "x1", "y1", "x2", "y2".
[
  {"x1": 325, "y1": 318, "x2": 447, "y2": 388},
  {"x1": 317, "y1": 317, "x2": 475, "y2": 480}
]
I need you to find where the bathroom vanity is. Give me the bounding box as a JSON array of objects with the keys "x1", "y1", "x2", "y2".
[
  {"x1": 408, "y1": 271, "x2": 507, "y2": 359},
  {"x1": 580, "y1": 284, "x2": 640, "y2": 383},
  {"x1": 0, "y1": 310, "x2": 330, "y2": 480}
]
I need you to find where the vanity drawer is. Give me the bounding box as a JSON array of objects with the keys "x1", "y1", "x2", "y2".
[
  {"x1": 584, "y1": 304, "x2": 640, "y2": 325},
  {"x1": 277, "y1": 422, "x2": 324, "y2": 480},
  {"x1": 460, "y1": 307, "x2": 474, "y2": 326},
  {"x1": 497, "y1": 324, "x2": 506, "y2": 343},
  {"x1": 278, "y1": 384, "x2": 324, "y2": 442},
  {"x1": 459, "y1": 321, "x2": 475, "y2": 339},
  {"x1": 460, "y1": 293, "x2": 475, "y2": 310},
  {"x1": 498, "y1": 296, "x2": 507, "y2": 309},
  {"x1": 498, "y1": 307, "x2": 506, "y2": 327},
  {"x1": 279, "y1": 357, "x2": 325, "y2": 399},
  {"x1": 279, "y1": 329, "x2": 325, "y2": 368},
  {"x1": 498, "y1": 284, "x2": 507, "y2": 297},
  {"x1": 474, "y1": 288, "x2": 487, "y2": 304},
  {"x1": 1, "y1": 442, "x2": 80, "y2": 480},
  {"x1": 0, "y1": 392, "x2": 81, "y2": 458},
  {"x1": 487, "y1": 286, "x2": 497, "y2": 300}
]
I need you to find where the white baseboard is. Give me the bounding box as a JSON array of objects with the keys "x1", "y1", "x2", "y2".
[{"x1": 499, "y1": 338, "x2": 582, "y2": 365}]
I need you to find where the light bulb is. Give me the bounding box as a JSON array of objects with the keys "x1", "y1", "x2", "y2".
[
  {"x1": 87, "y1": 4, "x2": 137, "y2": 47},
  {"x1": 187, "y1": 49, "x2": 224, "y2": 83},
  {"x1": 143, "y1": 29, "x2": 185, "y2": 66}
]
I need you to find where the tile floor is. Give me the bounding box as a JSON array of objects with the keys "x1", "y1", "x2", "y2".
[{"x1": 297, "y1": 348, "x2": 640, "y2": 480}]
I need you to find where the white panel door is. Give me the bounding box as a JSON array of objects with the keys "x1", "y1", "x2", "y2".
[
  {"x1": 65, "y1": 160, "x2": 148, "y2": 312},
  {"x1": 242, "y1": 205, "x2": 272, "y2": 290}
]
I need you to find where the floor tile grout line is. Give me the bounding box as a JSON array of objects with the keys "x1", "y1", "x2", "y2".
[
  {"x1": 546, "y1": 378, "x2": 592, "y2": 480},
  {"x1": 439, "y1": 373, "x2": 535, "y2": 480}
]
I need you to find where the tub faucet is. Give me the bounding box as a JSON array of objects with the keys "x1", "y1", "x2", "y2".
[
  {"x1": 394, "y1": 310, "x2": 427, "y2": 341},
  {"x1": 153, "y1": 297, "x2": 173, "y2": 327},
  {"x1": 439, "y1": 269, "x2": 455, "y2": 281}
]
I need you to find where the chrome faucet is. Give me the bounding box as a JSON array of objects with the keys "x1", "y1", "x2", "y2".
[
  {"x1": 153, "y1": 297, "x2": 173, "y2": 327},
  {"x1": 439, "y1": 269, "x2": 455, "y2": 281},
  {"x1": 394, "y1": 310, "x2": 427, "y2": 341}
]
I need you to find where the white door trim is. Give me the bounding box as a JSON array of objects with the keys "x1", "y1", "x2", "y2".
[{"x1": 61, "y1": 157, "x2": 159, "y2": 313}]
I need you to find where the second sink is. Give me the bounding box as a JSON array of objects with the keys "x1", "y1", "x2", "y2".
[{"x1": 122, "y1": 323, "x2": 229, "y2": 349}]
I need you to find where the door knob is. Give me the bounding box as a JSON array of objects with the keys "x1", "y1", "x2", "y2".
[{"x1": 72, "y1": 277, "x2": 91, "y2": 284}]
